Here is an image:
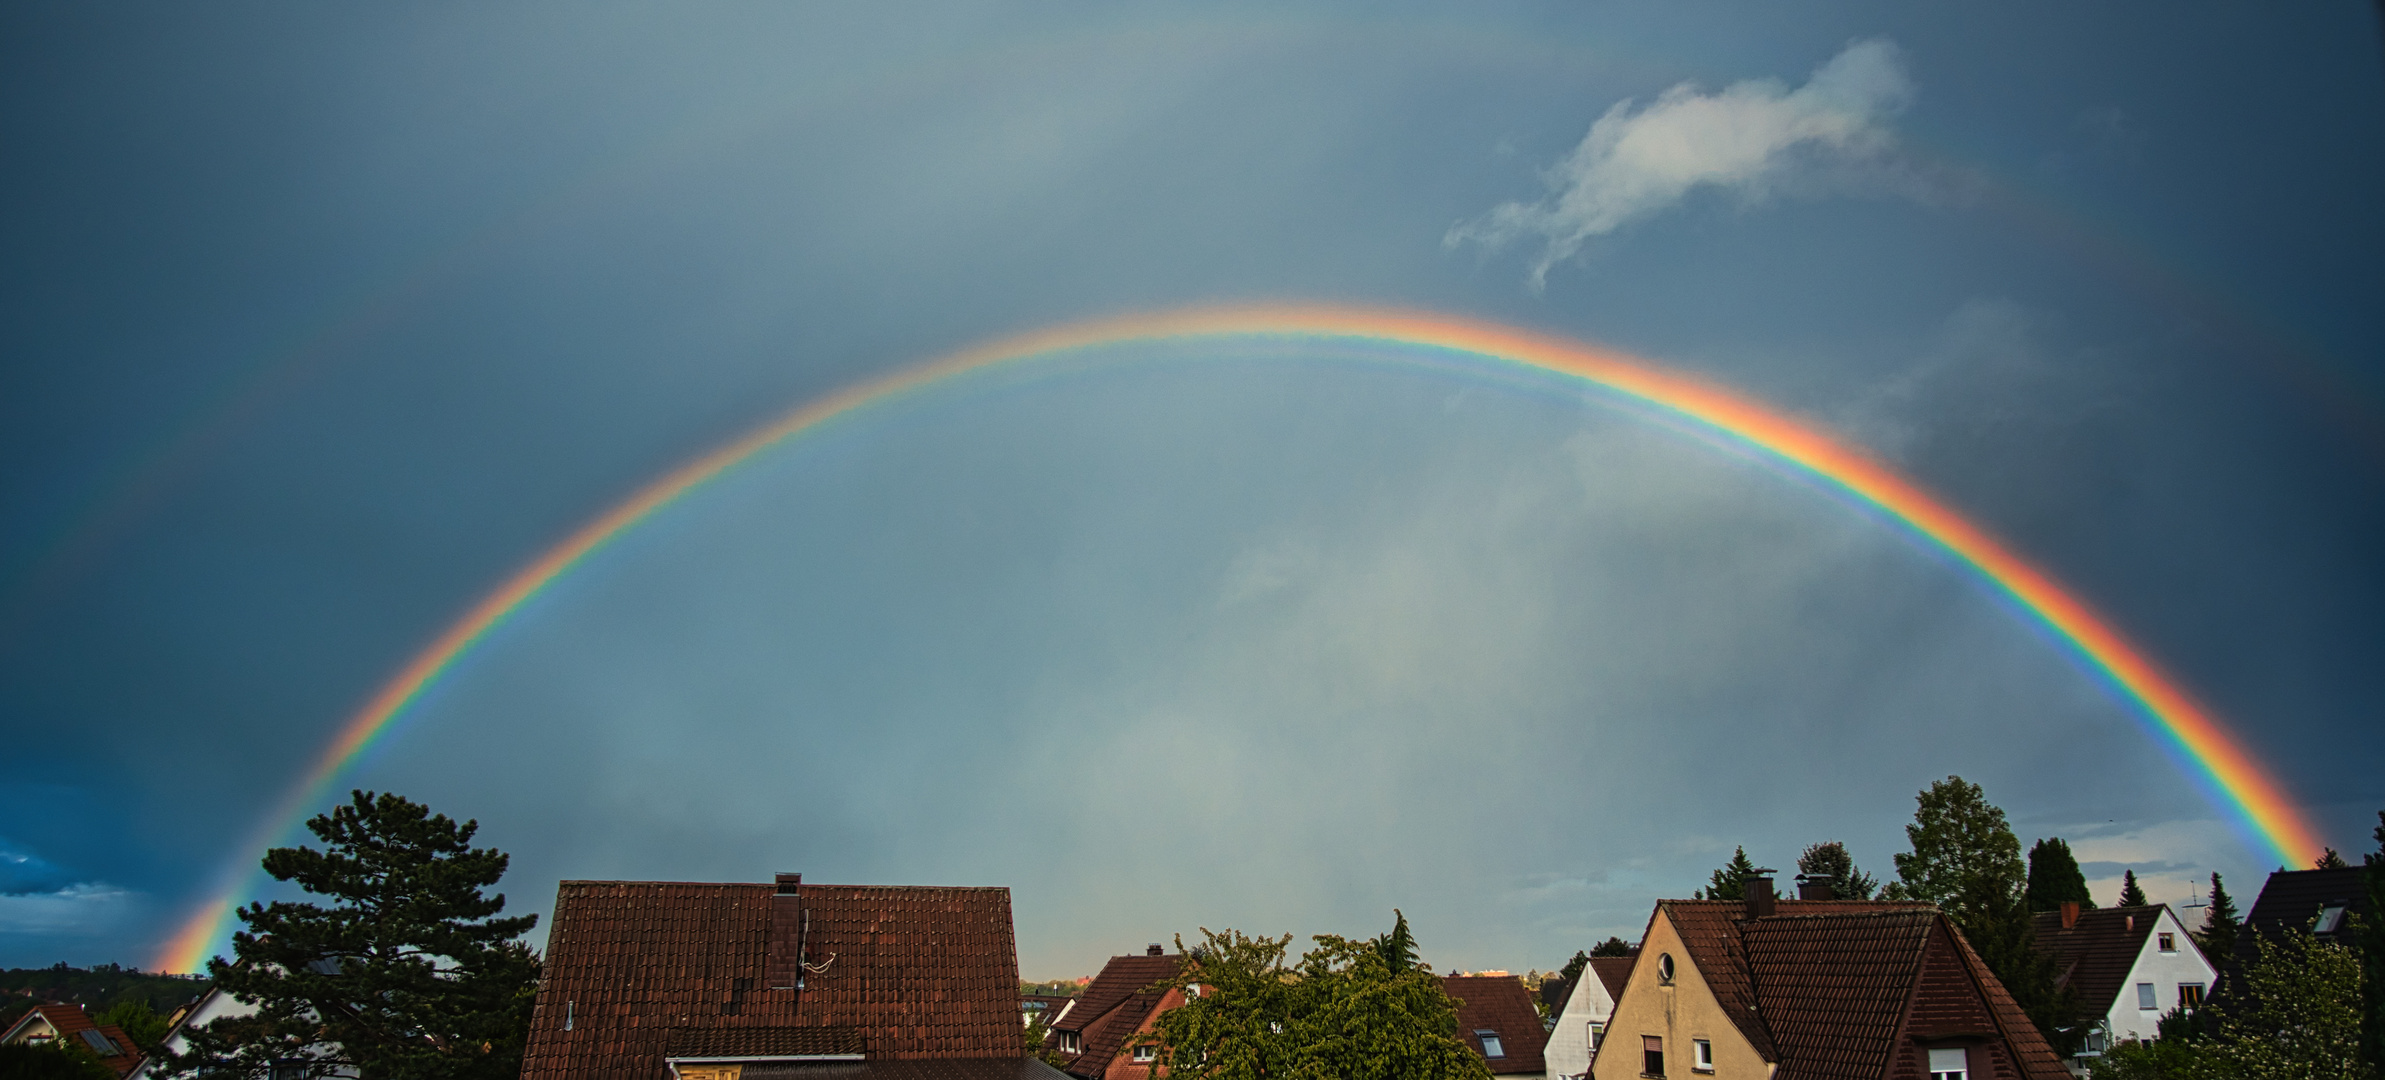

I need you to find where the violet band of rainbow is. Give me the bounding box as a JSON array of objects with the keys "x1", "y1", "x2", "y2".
[{"x1": 154, "y1": 304, "x2": 2321, "y2": 972}]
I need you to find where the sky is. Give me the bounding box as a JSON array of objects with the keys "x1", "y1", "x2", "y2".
[{"x1": 1, "y1": 2, "x2": 2381, "y2": 979}]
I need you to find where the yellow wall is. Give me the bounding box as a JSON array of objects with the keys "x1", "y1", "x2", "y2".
[{"x1": 1589, "y1": 908, "x2": 1773, "y2": 1080}]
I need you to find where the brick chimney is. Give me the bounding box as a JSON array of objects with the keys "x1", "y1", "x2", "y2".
[
  {"x1": 1147, "y1": 943, "x2": 1164, "y2": 956},
  {"x1": 1745, "y1": 872, "x2": 1776, "y2": 918},
  {"x1": 1796, "y1": 875, "x2": 1834, "y2": 901},
  {"x1": 769, "y1": 873, "x2": 805, "y2": 990},
  {"x1": 2060, "y1": 901, "x2": 2080, "y2": 930}
]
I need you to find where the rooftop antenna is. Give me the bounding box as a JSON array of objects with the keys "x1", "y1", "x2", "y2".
[{"x1": 2181, "y1": 880, "x2": 2207, "y2": 910}]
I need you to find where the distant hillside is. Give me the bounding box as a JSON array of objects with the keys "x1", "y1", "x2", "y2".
[{"x1": 0, "y1": 964, "x2": 212, "y2": 1031}]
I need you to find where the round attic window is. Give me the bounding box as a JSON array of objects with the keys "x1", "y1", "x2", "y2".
[{"x1": 1657, "y1": 953, "x2": 1675, "y2": 983}]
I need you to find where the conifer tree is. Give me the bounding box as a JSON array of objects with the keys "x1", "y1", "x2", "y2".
[
  {"x1": 2318, "y1": 847, "x2": 2351, "y2": 869},
  {"x1": 1375, "y1": 909, "x2": 1422, "y2": 972},
  {"x1": 2194, "y1": 872, "x2": 2240, "y2": 961},
  {"x1": 1694, "y1": 847, "x2": 1760, "y2": 901},
  {"x1": 170, "y1": 791, "x2": 540, "y2": 1080},
  {"x1": 1556, "y1": 950, "x2": 1590, "y2": 990},
  {"x1": 2116, "y1": 869, "x2": 2148, "y2": 908},
  {"x1": 1796, "y1": 841, "x2": 1878, "y2": 900},
  {"x1": 1588, "y1": 937, "x2": 1632, "y2": 958},
  {"x1": 2024, "y1": 838, "x2": 2094, "y2": 913}
]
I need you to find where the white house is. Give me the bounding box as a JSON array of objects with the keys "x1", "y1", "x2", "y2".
[
  {"x1": 2031, "y1": 903, "x2": 2218, "y2": 1073},
  {"x1": 126, "y1": 987, "x2": 355, "y2": 1080},
  {"x1": 1541, "y1": 956, "x2": 1632, "y2": 1080}
]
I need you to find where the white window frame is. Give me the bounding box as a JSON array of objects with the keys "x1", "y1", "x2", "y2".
[
  {"x1": 1132, "y1": 1045, "x2": 1156, "y2": 1063},
  {"x1": 1927, "y1": 1047, "x2": 1968, "y2": 1080},
  {"x1": 2136, "y1": 982, "x2": 2158, "y2": 1010},
  {"x1": 1476, "y1": 1030, "x2": 1505, "y2": 1059},
  {"x1": 2157, "y1": 932, "x2": 2175, "y2": 952},
  {"x1": 1691, "y1": 1038, "x2": 1713, "y2": 1072}
]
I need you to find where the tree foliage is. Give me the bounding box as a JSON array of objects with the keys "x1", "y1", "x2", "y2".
[
  {"x1": 1796, "y1": 841, "x2": 1877, "y2": 900},
  {"x1": 1694, "y1": 847, "x2": 1760, "y2": 901},
  {"x1": 1588, "y1": 937, "x2": 1632, "y2": 958},
  {"x1": 1556, "y1": 951, "x2": 1589, "y2": 990},
  {"x1": 2193, "y1": 873, "x2": 2240, "y2": 962},
  {"x1": 169, "y1": 791, "x2": 540, "y2": 1080},
  {"x1": 2318, "y1": 848, "x2": 2351, "y2": 870},
  {"x1": 1885, "y1": 777, "x2": 2027, "y2": 928},
  {"x1": 1144, "y1": 920, "x2": 1490, "y2": 1080},
  {"x1": 2192, "y1": 920, "x2": 2371, "y2": 1080},
  {"x1": 94, "y1": 997, "x2": 167, "y2": 1053},
  {"x1": 0, "y1": 1040, "x2": 119, "y2": 1080},
  {"x1": 2117, "y1": 869, "x2": 2149, "y2": 908},
  {"x1": 2025, "y1": 838, "x2": 2094, "y2": 913},
  {"x1": 2363, "y1": 810, "x2": 2384, "y2": 1076}
]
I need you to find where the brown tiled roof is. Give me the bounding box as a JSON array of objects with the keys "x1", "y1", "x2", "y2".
[
  {"x1": 1050, "y1": 954, "x2": 1181, "y2": 1078},
  {"x1": 1586, "y1": 957, "x2": 1633, "y2": 1002},
  {"x1": 2, "y1": 1003, "x2": 141, "y2": 1076},
  {"x1": 737, "y1": 1060, "x2": 1071, "y2": 1080},
  {"x1": 1442, "y1": 975, "x2": 1546, "y2": 1076},
  {"x1": 2236, "y1": 867, "x2": 2370, "y2": 967},
  {"x1": 666, "y1": 1026, "x2": 865, "y2": 1058},
  {"x1": 1740, "y1": 910, "x2": 1938, "y2": 1079},
  {"x1": 1663, "y1": 899, "x2": 1931, "y2": 1062},
  {"x1": 1943, "y1": 916, "x2": 2072, "y2": 1080},
  {"x1": 2030, "y1": 905, "x2": 2162, "y2": 1017},
  {"x1": 521, "y1": 880, "x2": 1024, "y2": 1080}
]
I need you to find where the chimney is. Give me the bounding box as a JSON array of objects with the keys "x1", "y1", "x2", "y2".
[
  {"x1": 2060, "y1": 901, "x2": 2080, "y2": 930},
  {"x1": 1796, "y1": 875, "x2": 1834, "y2": 901},
  {"x1": 1745, "y1": 872, "x2": 1777, "y2": 919},
  {"x1": 1147, "y1": 943, "x2": 1164, "y2": 956},
  {"x1": 768, "y1": 873, "x2": 804, "y2": 990}
]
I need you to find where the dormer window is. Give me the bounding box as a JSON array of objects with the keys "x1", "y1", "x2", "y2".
[
  {"x1": 2158, "y1": 933, "x2": 2175, "y2": 952},
  {"x1": 1132, "y1": 1045, "x2": 1157, "y2": 1063},
  {"x1": 1059, "y1": 1032, "x2": 1081, "y2": 1055},
  {"x1": 1928, "y1": 1047, "x2": 1968, "y2": 1080}
]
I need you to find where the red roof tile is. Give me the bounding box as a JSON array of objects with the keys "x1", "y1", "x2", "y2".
[
  {"x1": 521, "y1": 880, "x2": 1025, "y2": 1080},
  {"x1": 2030, "y1": 905, "x2": 2164, "y2": 1018},
  {"x1": 1049, "y1": 953, "x2": 1182, "y2": 1078},
  {"x1": 1586, "y1": 957, "x2": 1633, "y2": 1002},
  {"x1": 2, "y1": 1002, "x2": 142, "y2": 1076},
  {"x1": 1442, "y1": 975, "x2": 1546, "y2": 1076}
]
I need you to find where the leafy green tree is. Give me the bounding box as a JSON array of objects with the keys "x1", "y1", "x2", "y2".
[
  {"x1": 2363, "y1": 810, "x2": 2384, "y2": 1076},
  {"x1": 1694, "y1": 847, "x2": 1760, "y2": 901},
  {"x1": 1884, "y1": 776, "x2": 2026, "y2": 927},
  {"x1": 2084, "y1": 1034, "x2": 2198, "y2": 1080},
  {"x1": 0, "y1": 1040, "x2": 118, "y2": 1080},
  {"x1": 1589, "y1": 937, "x2": 1632, "y2": 958},
  {"x1": 2194, "y1": 920, "x2": 2370, "y2": 1080},
  {"x1": 2117, "y1": 870, "x2": 2149, "y2": 908},
  {"x1": 169, "y1": 791, "x2": 541, "y2": 1080},
  {"x1": 2193, "y1": 873, "x2": 2240, "y2": 962},
  {"x1": 2025, "y1": 838, "x2": 2094, "y2": 913},
  {"x1": 94, "y1": 997, "x2": 167, "y2": 1053},
  {"x1": 1796, "y1": 841, "x2": 1878, "y2": 900},
  {"x1": 1954, "y1": 870, "x2": 2080, "y2": 1057},
  {"x1": 1145, "y1": 920, "x2": 1491, "y2": 1080}
]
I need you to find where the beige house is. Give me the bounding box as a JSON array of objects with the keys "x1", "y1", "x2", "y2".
[{"x1": 1592, "y1": 880, "x2": 2070, "y2": 1080}]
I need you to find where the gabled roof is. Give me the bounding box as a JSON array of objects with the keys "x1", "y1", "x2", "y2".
[
  {"x1": 1048, "y1": 952, "x2": 1182, "y2": 1078},
  {"x1": 2235, "y1": 867, "x2": 2370, "y2": 968},
  {"x1": 1442, "y1": 975, "x2": 1547, "y2": 1076},
  {"x1": 1586, "y1": 957, "x2": 1633, "y2": 1002},
  {"x1": 2030, "y1": 904, "x2": 2169, "y2": 1014},
  {"x1": 1, "y1": 1002, "x2": 142, "y2": 1076},
  {"x1": 1655, "y1": 900, "x2": 2069, "y2": 1080},
  {"x1": 521, "y1": 879, "x2": 1026, "y2": 1080}
]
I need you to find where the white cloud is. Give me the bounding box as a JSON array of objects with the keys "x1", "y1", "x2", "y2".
[{"x1": 1449, "y1": 38, "x2": 1916, "y2": 289}]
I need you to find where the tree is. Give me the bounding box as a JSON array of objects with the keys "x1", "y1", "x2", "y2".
[
  {"x1": 1145, "y1": 920, "x2": 1491, "y2": 1080},
  {"x1": 2363, "y1": 810, "x2": 2385, "y2": 1077},
  {"x1": 1589, "y1": 937, "x2": 1633, "y2": 958},
  {"x1": 2193, "y1": 872, "x2": 2240, "y2": 962},
  {"x1": 2025, "y1": 838, "x2": 2094, "y2": 913},
  {"x1": 1797, "y1": 841, "x2": 1878, "y2": 900},
  {"x1": 1556, "y1": 950, "x2": 1590, "y2": 990},
  {"x1": 170, "y1": 791, "x2": 541, "y2": 1080},
  {"x1": 0, "y1": 1041, "x2": 118, "y2": 1080},
  {"x1": 94, "y1": 997, "x2": 167, "y2": 1053},
  {"x1": 1884, "y1": 776, "x2": 2026, "y2": 927},
  {"x1": 1694, "y1": 847, "x2": 1760, "y2": 901},
  {"x1": 2193, "y1": 921, "x2": 2370, "y2": 1080},
  {"x1": 2318, "y1": 848, "x2": 2350, "y2": 870},
  {"x1": 1375, "y1": 910, "x2": 1421, "y2": 973},
  {"x1": 2117, "y1": 869, "x2": 2149, "y2": 908}
]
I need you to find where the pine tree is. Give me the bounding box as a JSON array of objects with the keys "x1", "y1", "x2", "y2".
[
  {"x1": 1885, "y1": 776, "x2": 2026, "y2": 927},
  {"x1": 1796, "y1": 841, "x2": 1878, "y2": 900},
  {"x1": 1694, "y1": 847, "x2": 1760, "y2": 901},
  {"x1": 1375, "y1": 909, "x2": 1422, "y2": 972},
  {"x1": 2024, "y1": 838, "x2": 2094, "y2": 913},
  {"x1": 2318, "y1": 847, "x2": 2351, "y2": 869},
  {"x1": 2194, "y1": 872, "x2": 2241, "y2": 961},
  {"x1": 2117, "y1": 869, "x2": 2148, "y2": 908},
  {"x1": 170, "y1": 791, "x2": 541, "y2": 1080},
  {"x1": 1557, "y1": 950, "x2": 1590, "y2": 990}
]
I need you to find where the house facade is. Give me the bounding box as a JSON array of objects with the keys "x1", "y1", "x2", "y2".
[
  {"x1": 1544, "y1": 957, "x2": 1633, "y2": 1080},
  {"x1": 519, "y1": 873, "x2": 1067, "y2": 1080},
  {"x1": 1042, "y1": 946, "x2": 1184, "y2": 1080},
  {"x1": 1590, "y1": 883, "x2": 2070, "y2": 1080},
  {"x1": 2, "y1": 1002, "x2": 142, "y2": 1077},
  {"x1": 2029, "y1": 902, "x2": 2216, "y2": 1069},
  {"x1": 1443, "y1": 974, "x2": 1549, "y2": 1080}
]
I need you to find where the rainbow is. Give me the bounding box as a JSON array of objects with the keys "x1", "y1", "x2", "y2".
[{"x1": 153, "y1": 304, "x2": 2322, "y2": 972}]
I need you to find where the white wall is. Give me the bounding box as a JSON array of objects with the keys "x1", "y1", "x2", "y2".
[
  {"x1": 2100, "y1": 906, "x2": 2218, "y2": 1046},
  {"x1": 1542, "y1": 970, "x2": 1617, "y2": 1080}
]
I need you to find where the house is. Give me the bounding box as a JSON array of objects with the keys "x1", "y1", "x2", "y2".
[
  {"x1": 2030, "y1": 902, "x2": 2216, "y2": 1070},
  {"x1": 1023, "y1": 995, "x2": 1074, "y2": 1029},
  {"x1": 1444, "y1": 974, "x2": 1549, "y2": 1079},
  {"x1": 1590, "y1": 878, "x2": 2071, "y2": 1080},
  {"x1": 124, "y1": 982, "x2": 358, "y2": 1080},
  {"x1": 519, "y1": 873, "x2": 1069, "y2": 1080},
  {"x1": 2230, "y1": 865, "x2": 2371, "y2": 970},
  {"x1": 1042, "y1": 945, "x2": 1185, "y2": 1080},
  {"x1": 2, "y1": 1002, "x2": 142, "y2": 1076},
  {"x1": 1544, "y1": 957, "x2": 1634, "y2": 1080}
]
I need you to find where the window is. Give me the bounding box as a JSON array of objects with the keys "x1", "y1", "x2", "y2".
[
  {"x1": 1132, "y1": 1046, "x2": 1156, "y2": 1063},
  {"x1": 1655, "y1": 953, "x2": 1676, "y2": 984},
  {"x1": 1589, "y1": 1022, "x2": 1606, "y2": 1050},
  {"x1": 1692, "y1": 1038, "x2": 1713, "y2": 1072},
  {"x1": 1928, "y1": 1047, "x2": 1968, "y2": 1080},
  {"x1": 2158, "y1": 933, "x2": 2175, "y2": 952},
  {"x1": 2137, "y1": 983, "x2": 2158, "y2": 1010},
  {"x1": 2315, "y1": 905, "x2": 2347, "y2": 934},
  {"x1": 268, "y1": 1061, "x2": 313, "y2": 1080},
  {"x1": 1059, "y1": 1032, "x2": 1081, "y2": 1055},
  {"x1": 2080, "y1": 1028, "x2": 2109, "y2": 1055},
  {"x1": 1477, "y1": 1031, "x2": 1505, "y2": 1058},
  {"x1": 2179, "y1": 983, "x2": 2205, "y2": 1010},
  {"x1": 1643, "y1": 1035, "x2": 1664, "y2": 1077}
]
